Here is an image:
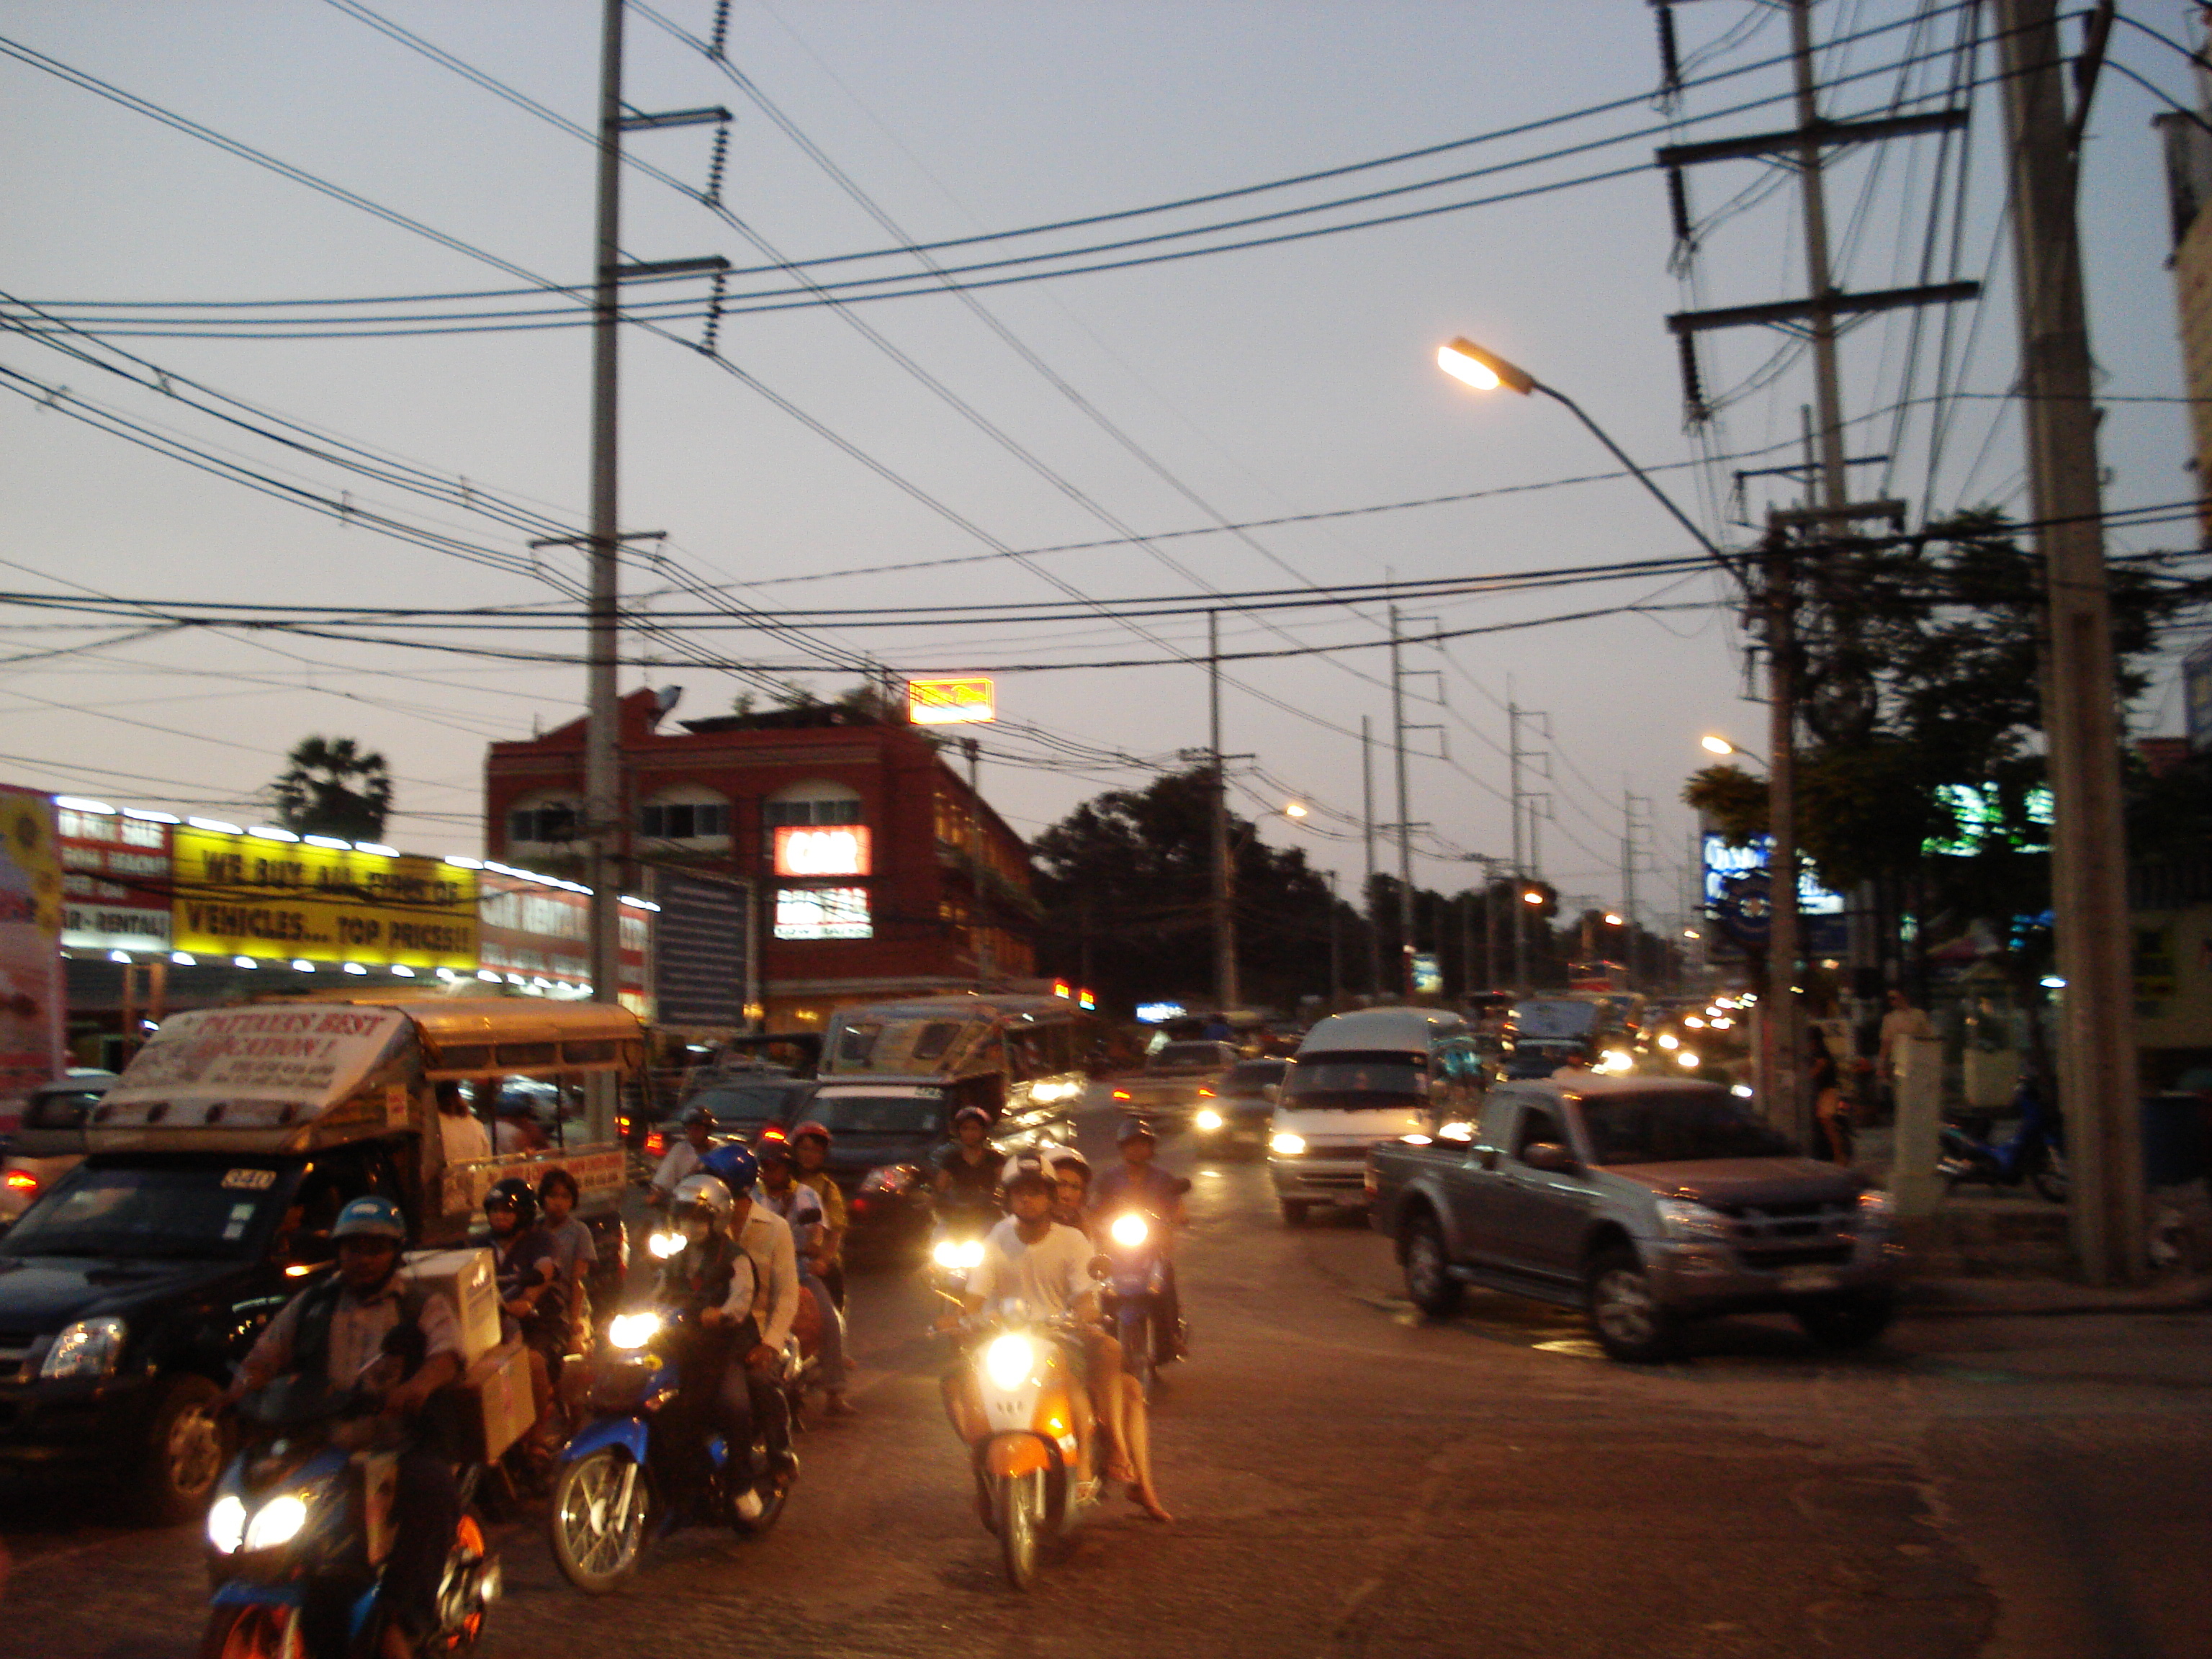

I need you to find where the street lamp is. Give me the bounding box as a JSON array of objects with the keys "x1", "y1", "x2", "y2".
[
  {"x1": 1439, "y1": 334, "x2": 1804, "y2": 1145},
  {"x1": 1284, "y1": 801, "x2": 1309, "y2": 820}
]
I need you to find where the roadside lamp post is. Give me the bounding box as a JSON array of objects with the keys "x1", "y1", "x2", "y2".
[{"x1": 1438, "y1": 336, "x2": 1802, "y2": 1143}]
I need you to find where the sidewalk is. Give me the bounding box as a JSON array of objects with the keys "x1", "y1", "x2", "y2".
[{"x1": 1850, "y1": 1123, "x2": 2212, "y2": 1316}]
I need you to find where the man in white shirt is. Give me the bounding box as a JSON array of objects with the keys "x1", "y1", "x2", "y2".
[
  {"x1": 435, "y1": 1080, "x2": 491, "y2": 1168},
  {"x1": 647, "y1": 1106, "x2": 714, "y2": 1208}
]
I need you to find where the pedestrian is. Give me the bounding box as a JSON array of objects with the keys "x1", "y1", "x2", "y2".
[
  {"x1": 1809, "y1": 1045, "x2": 1852, "y2": 1164},
  {"x1": 1878, "y1": 989, "x2": 1936, "y2": 1118}
]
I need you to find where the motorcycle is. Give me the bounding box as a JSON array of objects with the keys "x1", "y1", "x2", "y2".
[
  {"x1": 938, "y1": 1309, "x2": 1104, "y2": 1591},
  {"x1": 927, "y1": 1210, "x2": 995, "y2": 1304},
  {"x1": 1097, "y1": 1209, "x2": 1186, "y2": 1398},
  {"x1": 546, "y1": 1306, "x2": 804, "y2": 1593},
  {"x1": 201, "y1": 1374, "x2": 498, "y2": 1659},
  {"x1": 1938, "y1": 1076, "x2": 2067, "y2": 1203}
]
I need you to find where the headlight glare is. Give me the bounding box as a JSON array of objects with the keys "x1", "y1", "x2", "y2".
[
  {"x1": 207, "y1": 1494, "x2": 247, "y2": 1554},
  {"x1": 608, "y1": 1311, "x2": 662, "y2": 1351},
  {"x1": 244, "y1": 1494, "x2": 310, "y2": 1551},
  {"x1": 646, "y1": 1230, "x2": 683, "y2": 1259},
  {"x1": 40, "y1": 1316, "x2": 125, "y2": 1380},
  {"x1": 1269, "y1": 1131, "x2": 1306, "y2": 1156},
  {"x1": 1109, "y1": 1213, "x2": 1148, "y2": 1248},
  {"x1": 982, "y1": 1334, "x2": 1035, "y2": 1391},
  {"x1": 1193, "y1": 1108, "x2": 1224, "y2": 1132},
  {"x1": 1655, "y1": 1197, "x2": 1732, "y2": 1241}
]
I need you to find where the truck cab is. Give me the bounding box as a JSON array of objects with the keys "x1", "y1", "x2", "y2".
[{"x1": 0, "y1": 997, "x2": 642, "y2": 1520}]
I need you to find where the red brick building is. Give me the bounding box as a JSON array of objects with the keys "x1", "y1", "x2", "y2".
[{"x1": 483, "y1": 689, "x2": 1035, "y2": 1030}]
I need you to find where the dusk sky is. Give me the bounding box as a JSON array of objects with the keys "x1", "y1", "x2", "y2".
[{"x1": 3, "y1": 1, "x2": 2204, "y2": 930}]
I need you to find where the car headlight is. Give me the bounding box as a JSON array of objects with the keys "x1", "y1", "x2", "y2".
[
  {"x1": 1437, "y1": 1120, "x2": 1474, "y2": 1142},
  {"x1": 1675, "y1": 1050, "x2": 1701, "y2": 1068},
  {"x1": 244, "y1": 1493, "x2": 310, "y2": 1552},
  {"x1": 1269, "y1": 1131, "x2": 1306, "y2": 1156},
  {"x1": 982, "y1": 1333, "x2": 1036, "y2": 1391},
  {"x1": 1109, "y1": 1213, "x2": 1148, "y2": 1248},
  {"x1": 41, "y1": 1316, "x2": 125, "y2": 1380},
  {"x1": 1655, "y1": 1198, "x2": 1732, "y2": 1241},
  {"x1": 608, "y1": 1311, "x2": 662, "y2": 1351},
  {"x1": 646, "y1": 1230, "x2": 684, "y2": 1259},
  {"x1": 1856, "y1": 1189, "x2": 1893, "y2": 1234},
  {"x1": 207, "y1": 1494, "x2": 247, "y2": 1555},
  {"x1": 1193, "y1": 1108, "x2": 1224, "y2": 1132},
  {"x1": 1731, "y1": 1083, "x2": 1755, "y2": 1099}
]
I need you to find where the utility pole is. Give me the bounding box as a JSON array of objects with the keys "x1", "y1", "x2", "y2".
[
  {"x1": 1361, "y1": 716, "x2": 1381, "y2": 994},
  {"x1": 964, "y1": 736, "x2": 991, "y2": 987},
  {"x1": 584, "y1": 0, "x2": 626, "y2": 1035},
  {"x1": 1388, "y1": 604, "x2": 1415, "y2": 997},
  {"x1": 1208, "y1": 611, "x2": 1239, "y2": 1012},
  {"x1": 1761, "y1": 528, "x2": 1809, "y2": 1151},
  {"x1": 1996, "y1": 0, "x2": 2142, "y2": 1285},
  {"x1": 1326, "y1": 869, "x2": 1343, "y2": 1007},
  {"x1": 1508, "y1": 700, "x2": 1527, "y2": 992}
]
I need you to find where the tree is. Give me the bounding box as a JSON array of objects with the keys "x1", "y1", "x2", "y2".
[{"x1": 270, "y1": 735, "x2": 392, "y2": 841}]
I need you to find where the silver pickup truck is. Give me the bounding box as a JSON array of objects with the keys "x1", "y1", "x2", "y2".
[{"x1": 1366, "y1": 1073, "x2": 1902, "y2": 1361}]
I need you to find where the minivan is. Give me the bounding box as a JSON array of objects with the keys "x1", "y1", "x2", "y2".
[{"x1": 1269, "y1": 1008, "x2": 1480, "y2": 1225}]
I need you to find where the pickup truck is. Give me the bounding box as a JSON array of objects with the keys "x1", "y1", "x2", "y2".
[
  {"x1": 1367, "y1": 1073, "x2": 1901, "y2": 1362},
  {"x1": 0, "y1": 997, "x2": 636, "y2": 1519},
  {"x1": 1109, "y1": 1040, "x2": 1240, "y2": 1126}
]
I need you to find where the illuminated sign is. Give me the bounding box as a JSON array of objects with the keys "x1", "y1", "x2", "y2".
[
  {"x1": 58, "y1": 805, "x2": 172, "y2": 953},
  {"x1": 1411, "y1": 953, "x2": 1442, "y2": 994},
  {"x1": 773, "y1": 886, "x2": 872, "y2": 940},
  {"x1": 907, "y1": 676, "x2": 996, "y2": 726},
  {"x1": 773, "y1": 824, "x2": 872, "y2": 879},
  {"x1": 171, "y1": 825, "x2": 477, "y2": 969},
  {"x1": 1923, "y1": 784, "x2": 2053, "y2": 857},
  {"x1": 1701, "y1": 833, "x2": 1843, "y2": 915},
  {"x1": 1134, "y1": 1001, "x2": 1185, "y2": 1024}
]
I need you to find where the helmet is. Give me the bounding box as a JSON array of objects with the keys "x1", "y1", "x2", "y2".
[
  {"x1": 789, "y1": 1120, "x2": 831, "y2": 1148},
  {"x1": 701, "y1": 1143, "x2": 758, "y2": 1192},
  {"x1": 331, "y1": 1195, "x2": 407, "y2": 1244},
  {"x1": 952, "y1": 1105, "x2": 992, "y2": 1133},
  {"x1": 671, "y1": 1173, "x2": 734, "y2": 1226},
  {"x1": 1039, "y1": 1143, "x2": 1091, "y2": 1182},
  {"x1": 755, "y1": 1136, "x2": 794, "y2": 1168},
  {"x1": 682, "y1": 1104, "x2": 715, "y2": 1128},
  {"x1": 483, "y1": 1177, "x2": 537, "y2": 1227},
  {"x1": 999, "y1": 1151, "x2": 1053, "y2": 1197},
  {"x1": 1117, "y1": 1117, "x2": 1158, "y2": 1145}
]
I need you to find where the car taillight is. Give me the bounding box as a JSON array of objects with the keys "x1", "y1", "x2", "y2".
[
  {"x1": 1111, "y1": 1089, "x2": 1131, "y2": 1101},
  {"x1": 644, "y1": 1130, "x2": 665, "y2": 1158},
  {"x1": 760, "y1": 1126, "x2": 786, "y2": 1141},
  {"x1": 1196, "y1": 1087, "x2": 1215, "y2": 1098},
  {"x1": 2, "y1": 1170, "x2": 37, "y2": 1195}
]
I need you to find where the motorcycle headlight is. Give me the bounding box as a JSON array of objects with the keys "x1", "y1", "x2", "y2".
[
  {"x1": 1675, "y1": 1050, "x2": 1701, "y2": 1068},
  {"x1": 646, "y1": 1231, "x2": 684, "y2": 1260},
  {"x1": 1109, "y1": 1213, "x2": 1149, "y2": 1249},
  {"x1": 244, "y1": 1493, "x2": 310, "y2": 1552},
  {"x1": 207, "y1": 1494, "x2": 247, "y2": 1555},
  {"x1": 1269, "y1": 1131, "x2": 1306, "y2": 1156},
  {"x1": 932, "y1": 1238, "x2": 966, "y2": 1269},
  {"x1": 1655, "y1": 1198, "x2": 1732, "y2": 1241},
  {"x1": 40, "y1": 1316, "x2": 125, "y2": 1380},
  {"x1": 1193, "y1": 1108, "x2": 1224, "y2": 1132},
  {"x1": 608, "y1": 1311, "x2": 663, "y2": 1351},
  {"x1": 982, "y1": 1333, "x2": 1036, "y2": 1391}
]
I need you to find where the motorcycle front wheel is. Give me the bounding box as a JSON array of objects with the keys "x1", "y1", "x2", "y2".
[
  {"x1": 549, "y1": 1448, "x2": 648, "y2": 1593},
  {"x1": 197, "y1": 1605, "x2": 302, "y2": 1659},
  {"x1": 994, "y1": 1468, "x2": 1044, "y2": 1591}
]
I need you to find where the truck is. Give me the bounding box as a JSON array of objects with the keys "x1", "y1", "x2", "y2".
[
  {"x1": 0, "y1": 996, "x2": 639, "y2": 1519},
  {"x1": 1366, "y1": 1073, "x2": 1902, "y2": 1362}
]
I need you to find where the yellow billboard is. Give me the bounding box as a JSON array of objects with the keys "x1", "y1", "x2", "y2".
[
  {"x1": 907, "y1": 676, "x2": 995, "y2": 725},
  {"x1": 171, "y1": 826, "x2": 477, "y2": 969}
]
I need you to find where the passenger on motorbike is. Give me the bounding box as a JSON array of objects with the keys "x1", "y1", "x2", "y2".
[
  {"x1": 485, "y1": 1177, "x2": 565, "y2": 1447},
  {"x1": 1091, "y1": 1118, "x2": 1186, "y2": 1359},
  {"x1": 1041, "y1": 1144, "x2": 1095, "y2": 1237},
  {"x1": 963, "y1": 1161, "x2": 1170, "y2": 1522},
  {"x1": 788, "y1": 1121, "x2": 849, "y2": 1308},
  {"x1": 933, "y1": 1105, "x2": 1002, "y2": 1227},
  {"x1": 752, "y1": 1139, "x2": 855, "y2": 1418},
  {"x1": 225, "y1": 1197, "x2": 463, "y2": 1659},
  {"x1": 536, "y1": 1166, "x2": 597, "y2": 1352},
  {"x1": 647, "y1": 1105, "x2": 715, "y2": 1208}
]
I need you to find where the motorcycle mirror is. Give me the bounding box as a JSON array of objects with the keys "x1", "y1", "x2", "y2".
[
  {"x1": 1174, "y1": 1176, "x2": 1192, "y2": 1195},
  {"x1": 1087, "y1": 1254, "x2": 1111, "y2": 1282}
]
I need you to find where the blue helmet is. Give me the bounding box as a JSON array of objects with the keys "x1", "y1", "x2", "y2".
[
  {"x1": 701, "y1": 1143, "x2": 758, "y2": 1192},
  {"x1": 331, "y1": 1195, "x2": 407, "y2": 1244}
]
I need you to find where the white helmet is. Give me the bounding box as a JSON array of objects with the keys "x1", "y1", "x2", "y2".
[
  {"x1": 671, "y1": 1172, "x2": 734, "y2": 1226},
  {"x1": 1035, "y1": 1142, "x2": 1091, "y2": 1184}
]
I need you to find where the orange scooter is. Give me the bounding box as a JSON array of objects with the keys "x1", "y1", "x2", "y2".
[{"x1": 938, "y1": 1310, "x2": 1104, "y2": 1590}]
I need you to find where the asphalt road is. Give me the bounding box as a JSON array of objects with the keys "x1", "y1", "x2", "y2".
[{"x1": 6, "y1": 1089, "x2": 2210, "y2": 1658}]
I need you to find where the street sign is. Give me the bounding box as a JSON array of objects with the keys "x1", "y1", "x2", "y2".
[
  {"x1": 773, "y1": 824, "x2": 871, "y2": 878},
  {"x1": 2186, "y1": 639, "x2": 2212, "y2": 753},
  {"x1": 907, "y1": 676, "x2": 996, "y2": 725}
]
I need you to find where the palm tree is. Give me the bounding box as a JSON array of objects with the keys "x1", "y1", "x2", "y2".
[{"x1": 270, "y1": 735, "x2": 392, "y2": 840}]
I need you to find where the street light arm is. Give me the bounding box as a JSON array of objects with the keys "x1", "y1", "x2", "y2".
[{"x1": 1526, "y1": 378, "x2": 1744, "y2": 585}]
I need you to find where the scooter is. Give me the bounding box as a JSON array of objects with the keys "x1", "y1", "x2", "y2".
[
  {"x1": 927, "y1": 1206, "x2": 997, "y2": 1304},
  {"x1": 201, "y1": 1373, "x2": 498, "y2": 1659},
  {"x1": 546, "y1": 1306, "x2": 803, "y2": 1593},
  {"x1": 938, "y1": 1309, "x2": 1104, "y2": 1591},
  {"x1": 1939, "y1": 1076, "x2": 2067, "y2": 1203},
  {"x1": 1096, "y1": 1210, "x2": 1186, "y2": 1398}
]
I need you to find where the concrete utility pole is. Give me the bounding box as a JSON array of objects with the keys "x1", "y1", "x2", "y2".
[
  {"x1": 1361, "y1": 716, "x2": 1382, "y2": 994},
  {"x1": 1389, "y1": 605, "x2": 1416, "y2": 997},
  {"x1": 1208, "y1": 611, "x2": 1239, "y2": 1012},
  {"x1": 1761, "y1": 528, "x2": 1809, "y2": 1151},
  {"x1": 964, "y1": 736, "x2": 991, "y2": 987},
  {"x1": 1509, "y1": 701, "x2": 1527, "y2": 991},
  {"x1": 585, "y1": 0, "x2": 625, "y2": 1025},
  {"x1": 1995, "y1": 0, "x2": 2143, "y2": 1284}
]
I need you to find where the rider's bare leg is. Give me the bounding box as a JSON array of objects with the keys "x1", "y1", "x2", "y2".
[{"x1": 1118, "y1": 1375, "x2": 1172, "y2": 1522}]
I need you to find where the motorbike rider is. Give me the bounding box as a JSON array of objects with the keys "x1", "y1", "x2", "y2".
[
  {"x1": 933, "y1": 1105, "x2": 1002, "y2": 1228},
  {"x1": 1091, "y1": 1118, "x2": 1186, "y2": 1359},
  {"x1": 536, "y1": 1166, "x2": 597, "y2": 1352},
  {"x1": 788, "y1": 1121, "x2": 849, "y2": 1308},
  {"x1": 752, "y1": 1138, "x2": 855, "y2": 1419},
  {"x1": 647, "y1": 1105, "x2": 715, "y2": 1208},
  {"x1": 225, "y1": 1197, "x2": 463, "y2": 1659},
  {"x1": 962, "y1": 1158, "x2": 1170, "y2": 1522},
  {"x1": 1041, "y1": 1144, "x2": 1095, "y2": 1236},
  {"x1": 485, "y1": 1177, "x2": 565, "y2": 1445},
  {"x1": 700, "y1": 1147, "x2": 807, "y2": 1464}
]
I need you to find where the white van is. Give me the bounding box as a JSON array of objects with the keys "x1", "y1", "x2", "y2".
[{"x1": 1269, "y1": 1007, "x2": 1481, "y2": 1225}]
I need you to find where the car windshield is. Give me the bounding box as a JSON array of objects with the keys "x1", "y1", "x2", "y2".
[
  {"x1": 1513, "y1": 1001, "x2": 1601, "y2": 1040},
  {"x1": 1285, "y1": 1051, "x2": 1425, "y2": 1107},
  {"x1": 1577, "y1": 1089, "x2": 1795, "y2": 1165},
  {"x1": 1154, "y1": 1043, "x2": 1225, "y2": 1069},
  {"x1": 1, "y1": 1161, "x2": 285, "y2": 1259},
  {"x1": 1221, "y1": 1061, "x2": 1284, "y2": 1093},
  {"x1": 689, "y1": 1083, "x2": 799, "y2": 1129},
  {"x1": 827, "y1": 1018, "x2": 977, "y2": 1074},
  {"x1": 804, "y1": 1094, "x2": 945, "y2": 1135}
]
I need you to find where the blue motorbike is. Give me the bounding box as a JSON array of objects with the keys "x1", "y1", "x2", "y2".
[
  {"x1": 547, "y1": 1305, "x2": 801, "y2": 1593},
  {"x1": 1939, "y1": 1076, "x2": 2067, "y2": 1204},
  {"x1": 1096, "y1": 1192, "x2": 1188, "y2": 1398},
  {"x1": 200, "y1": 1374, "x2": 496, "y2": 1659}
]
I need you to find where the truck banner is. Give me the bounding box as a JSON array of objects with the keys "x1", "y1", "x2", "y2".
[{"x1": 104, "y1": 1003, "x2": 413, "y2": 1110}]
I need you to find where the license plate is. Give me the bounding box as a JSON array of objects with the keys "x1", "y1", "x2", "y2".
[{"x1": 1779, "y1": 1267, "x2": 1840, "y2": 1293}]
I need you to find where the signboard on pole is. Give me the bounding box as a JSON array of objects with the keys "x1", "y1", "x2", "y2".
[
  {"x1": 652, "y1": 872, "x2": 751, "y2": 1032},
  {"x1": 0, "y1": 786, "x2": 66, "y2": 1127},
  {"x1": 58, "y1": 803, "x2": 173, "y2": 953},
  {"x1": 907, "y1": 677, "x2": 996, "y2": 725},
  {"x1": 171, "y1": 824, "x2": 477, "y2": 969},
  {"x1": 2186, "y1": 639, "x2": 2212, "y2": 754}
]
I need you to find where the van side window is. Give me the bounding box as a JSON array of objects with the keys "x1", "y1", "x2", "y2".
[
  {"x1": 1514, "y1": 1107, "x2": 1565, "y2": 1161},
  {"x1": 910, "y1": 1021, "x2": 963, "y2": 1064}
]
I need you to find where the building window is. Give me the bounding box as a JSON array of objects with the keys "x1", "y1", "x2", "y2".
[
  {"x1": 641, "y1": 801, "x2": 729, "y2": 840},
  {"x1": 510, "y1": 801, "x2": 578, "y2": 844},
  {"x1": 763, "y1": 796, "x2": 863, "y2": 828}
]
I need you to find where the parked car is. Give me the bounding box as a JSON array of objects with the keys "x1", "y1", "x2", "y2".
[
  {"x1": 1110, "y1": 1040, "x2": 1240, "y2": 1125},
  {"x1": 0, "y1": 1070, "x2": 116, "y2": 1229},
  {"x1": 1366, "y1": 1074, "x2": 1901, "y2": 1362},
  {"x1": 1191, "y1": 1058, "x2": 1285, "y2": 1156}
]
